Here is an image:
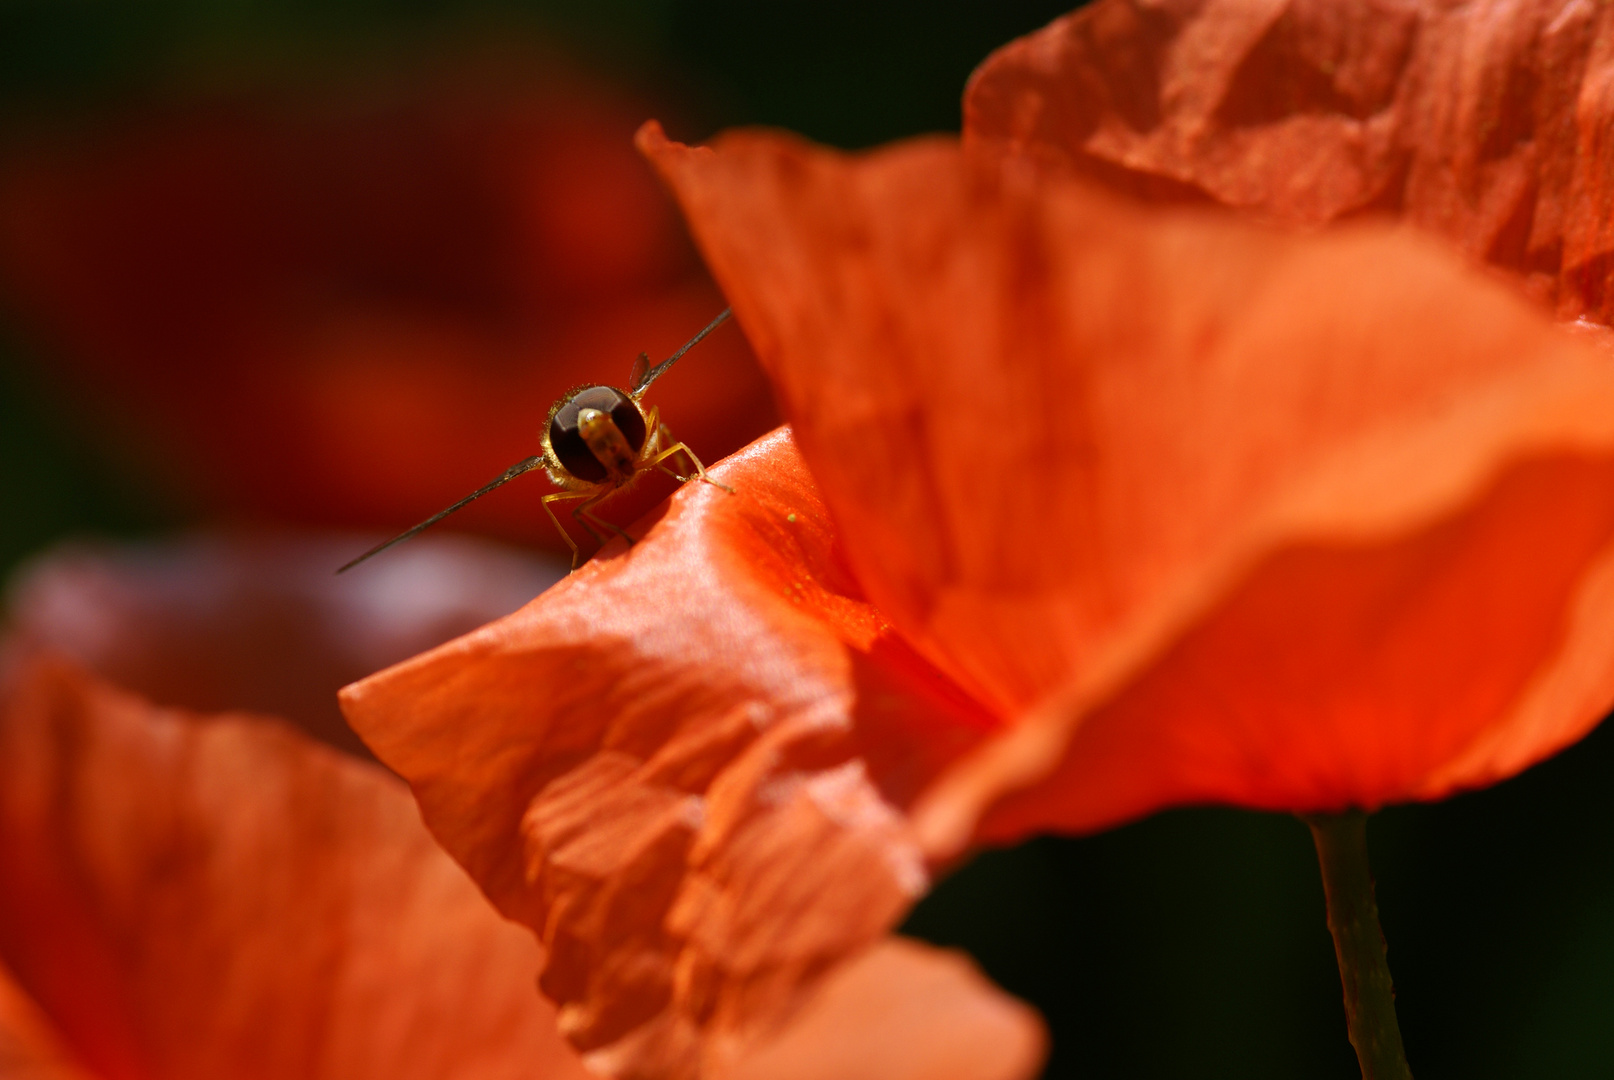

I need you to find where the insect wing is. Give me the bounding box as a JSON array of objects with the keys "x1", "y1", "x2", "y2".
[{"x1": 630, "y1": 307, "x2": 732, "y2": 396}]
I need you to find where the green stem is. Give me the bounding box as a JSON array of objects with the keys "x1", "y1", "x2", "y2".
[{"x1": 1303, "y1": 812, "x2": 1413, "y2": 1080}]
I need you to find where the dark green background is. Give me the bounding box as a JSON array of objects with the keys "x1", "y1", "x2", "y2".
[{"x1": 3, "y1": 3, "x2": 1612, "y2": 1077}]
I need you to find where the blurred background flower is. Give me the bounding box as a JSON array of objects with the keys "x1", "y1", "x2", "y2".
[
  {"x1": 0, "y1": 35, "x2": 769, "y2": 551},
  {"x1": 5, "y1": 3, "x2": 1614, "y2": 1079},
  {"x1": 0, "y1": 536, "x2": 586, "y2": 1080}
]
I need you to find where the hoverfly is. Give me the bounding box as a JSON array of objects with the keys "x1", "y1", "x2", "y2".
[{"x1": 338, "y1": 308, "x2": 736, "y2": 574}]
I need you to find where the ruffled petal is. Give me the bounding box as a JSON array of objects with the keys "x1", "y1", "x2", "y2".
[
  {"x1": 639, "y1": 122, "x2": 1614, "y2": 855},
  {"x1": 964, "y1": 0, "x2": 1614, "y2": 321},
  {"x1": 341, "y1": 429, "x2": 1039, "y2": 1080},
  {"x1": 0, "y1": 651, "x2": 591, "y2": 1080}
]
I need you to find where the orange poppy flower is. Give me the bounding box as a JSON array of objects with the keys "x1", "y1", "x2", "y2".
[
  {"x1": 0, "y1": 60, "x2": 775, "y2": 552},
  {"x1": 341, "y1": 2, "x2": 1614, "y2": 1075}
]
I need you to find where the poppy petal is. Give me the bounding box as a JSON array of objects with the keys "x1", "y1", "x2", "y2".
[
  {"x1": 639, "y1": 123, "x2": 1614, "y2": 855},
  {"x1": 964, "y1": 0, "x2": 1614, "y2": 321},
  {"x1": 341, "y1": 428, "x2": 1036, "y2": 1079},
  {"x1": 724, "y1": 939, "x2": 1045, "y2": 1080},
  {"x1": 0, "y1": 957, "x2": 92, "y2": 1080},
  {"x1": 0, "y1": 651, "x2": 591, "y2": 1080}
]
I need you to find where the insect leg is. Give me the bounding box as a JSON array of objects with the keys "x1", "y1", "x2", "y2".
[
  {"x1": 542, "y1": 490, "x2": 592, "y2": 570},
  {"x1": 570, "y1": 501, "x2": 608, "y2": 547},
  {"x1": 648, "y1": 441, "x2": 735, "y2": 494},
  {"x1": 574, "y1": 489, "x2": 635, "y2": 552}
]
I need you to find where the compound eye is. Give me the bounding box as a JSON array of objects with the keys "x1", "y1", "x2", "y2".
[{"x1": 548, "y1": 386, "x2": 647, "y2": 482}]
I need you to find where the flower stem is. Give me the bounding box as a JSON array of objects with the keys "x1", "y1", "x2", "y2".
[{"x1": 1303, "y1": 811, "x2": 1412, "y2": 1080}]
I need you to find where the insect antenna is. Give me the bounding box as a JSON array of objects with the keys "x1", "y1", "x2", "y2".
[
  {"x1": 336, "y1": 454, "x2": 547, "y2": 573},
  {"x1": 630, "y1": 307, "x2": 732, "y2": 397}
]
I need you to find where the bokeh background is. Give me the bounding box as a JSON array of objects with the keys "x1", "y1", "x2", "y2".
[{"x1": 2, "y1": 2, "x2": 1612, "y2": 1077}]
